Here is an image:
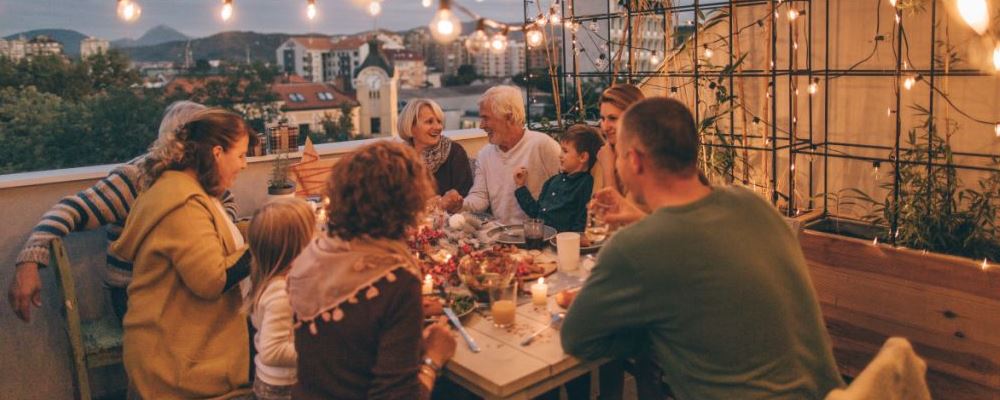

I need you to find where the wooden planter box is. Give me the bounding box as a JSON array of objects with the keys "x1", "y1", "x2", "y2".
[{"x1": 799, "y1": 223, "x2": 1000, "y2": 399}]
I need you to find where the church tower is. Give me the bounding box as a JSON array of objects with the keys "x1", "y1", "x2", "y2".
[{"x1": 354, "y1": 39, "x2": 398, "y2": 137}]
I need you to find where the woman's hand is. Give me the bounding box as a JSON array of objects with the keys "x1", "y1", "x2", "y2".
[
  {"x1": 441, "y1": 190, "x2": 464, "y2": 214},
  {"x1": 8, "y1": 262, "x2": 43, "y2": 323},
  {"x1": 423, "y1": 317, "x2": 456, "y2": 367},
  {"x1": 513, "y1": 167, "x2": 528, "y2": 187},
  {"x1": 589, "y1": 188, "x2": 647, "y2": 226}
]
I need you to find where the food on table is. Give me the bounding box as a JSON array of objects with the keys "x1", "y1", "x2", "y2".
[
  {"x1": 423, "y1": 293, "x2": 476, "y2": 320},
  {"x1": 555, "y1": 288, "x2": 580, "y2": 309},
  {"x1": 422, "y1": 296, "x2": 444, "y2": 317}
]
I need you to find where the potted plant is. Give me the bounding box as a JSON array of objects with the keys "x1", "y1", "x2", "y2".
[{"x1": 267, "y1": 150, "x2": 296, "y2": 200}]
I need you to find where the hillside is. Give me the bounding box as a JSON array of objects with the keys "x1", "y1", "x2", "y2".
[
  {"x1": 121, "y1": 31, "x2": 291, "y2": 64},
  {"x1": 112, "y1": 25, "x2": 189, "y2": 48},
  {"x1": 4, "y1": 29, "x2": 87, "y2": 57}
]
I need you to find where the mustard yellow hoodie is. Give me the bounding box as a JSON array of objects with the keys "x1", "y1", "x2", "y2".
[{"x1": 111, "y1": 170, "x2": 251, "y2": 399}]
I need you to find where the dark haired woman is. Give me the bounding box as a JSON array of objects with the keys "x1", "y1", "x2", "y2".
[{"x1": 111, "y1": 108, "x2": 257, "y2": 399}]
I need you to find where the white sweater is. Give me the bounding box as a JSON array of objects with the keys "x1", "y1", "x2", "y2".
[
  {"x1": 463, "y1": 129, "x2": 562, "y2": 225},
  {"x1": 251, "y1": 278, "x2": 298, "y2": 386}
]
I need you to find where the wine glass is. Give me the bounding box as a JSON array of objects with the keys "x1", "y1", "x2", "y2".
[{"x1": 585, "y1": 200, "x2": 611, "y2": 244}]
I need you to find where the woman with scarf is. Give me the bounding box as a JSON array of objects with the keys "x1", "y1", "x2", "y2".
[
  {"x1": 397, "y1": 98, "x2": 473, "y2": 196},
  {"x1": 288, "y1": 141, "x2": 456, "y2": 400}
]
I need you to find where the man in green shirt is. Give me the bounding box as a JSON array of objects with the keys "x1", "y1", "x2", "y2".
[{"x1": 561, "y1": 97, "x2": 845, "y2": 399}]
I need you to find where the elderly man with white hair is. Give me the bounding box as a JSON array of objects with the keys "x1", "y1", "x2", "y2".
[{"x1": 442, "y1": 85, "x2": 561, "y2": 225}]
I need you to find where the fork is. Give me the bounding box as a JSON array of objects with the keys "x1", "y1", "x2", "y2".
[{"x1": 520, "y1": 312, "x2": 565, "y2": 346}]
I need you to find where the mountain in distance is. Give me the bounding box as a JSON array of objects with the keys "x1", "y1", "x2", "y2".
[
  {"x1": 3, "y1": 28, "x2": 88, "y2": 57},
  {"x1": 112, "y1": 25, "x2": 189, "y2": 48},
  {"x1": 121, "y1": 31, "x2": 292, "y2": 64}
]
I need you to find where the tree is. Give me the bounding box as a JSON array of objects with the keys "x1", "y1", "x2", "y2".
[{"x1": 444, "y1": 64, "x2": 479, "y2": 86}]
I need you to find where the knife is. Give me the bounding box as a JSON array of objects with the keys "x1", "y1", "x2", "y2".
[
  {"x1": 443, "y1": 307, "x2": 480, "y2": 353},
  {"x1": 520, "y1": 313, "x2": 564, "y2": 346}
]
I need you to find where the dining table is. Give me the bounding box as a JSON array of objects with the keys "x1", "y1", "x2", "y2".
[{"x1": 439, "y1": 241, "x2": 607, "y2": 400}]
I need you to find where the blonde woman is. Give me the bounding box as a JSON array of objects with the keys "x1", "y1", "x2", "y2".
[
  {"x1": 246, "y1": 198, "x2": 315, "y2": 400},
  {"x1": 111, "y1": 108, "x2": 257, "y2": 399},
  {"x1": 596, "y1": 84, "x2": 645, "y2": 195},
  {"x1": 397, "y1": 98, "x2": 473, "y2": 196}
]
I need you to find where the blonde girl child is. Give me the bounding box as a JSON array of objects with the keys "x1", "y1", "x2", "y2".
[{"x1": 246, "y1": 197, "x2": 315, "y2": 400}]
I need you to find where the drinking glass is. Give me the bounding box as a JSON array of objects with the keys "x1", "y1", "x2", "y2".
[
  {"x1": 523, "y1": 218, "x2": 545, "y2": 250},
  {"x1": 489, "y1": 280, "x2": 518, "y2": 328},
  {"x1": 556, "y1": 232, "x2": 581, "y2": 272}
]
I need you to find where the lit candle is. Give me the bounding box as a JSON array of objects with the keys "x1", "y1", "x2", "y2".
[
  {"x1": 531, "y1": 277, "x2": 548, "y2": 307},
  {"x1": 422, "y1": 274, "x2": 434, "y2": 295}
]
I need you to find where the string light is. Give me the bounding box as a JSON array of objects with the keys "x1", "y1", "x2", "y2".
[
  {"x1": 983, "y1": 258, "x2": 990, "y2": 270},
  {"x1": 669, "y1": 86, "x2": 678, "y2": 96},
  {"x1": 465, "y1": 20, "x2": 489, "y2": 53},
  {"x1": 808, "y1": 78, "x2": 819, "y2": 95},
  {"x1": 889, "y1": 0, "x2": 897, "y2": 6},
  {"x1": 703, "y1": 45, "x2": 713, "y2": 58},
  {"x1": 221, "y1": 0, "x2": 234, "y2": 21},
  {"x1": 993, "y1": 43, "x2": 1000, "y2": 71},
  {"x1": 526, "y1": 28, "x2": 544, "y2": 48},
  {"x1": 306, "y1": 0, "x2": 317, "y2": 20},
  {"x1": 649, "y1": 50, "x2": 660, "y2": 65},
  {"x1": 490, "y1": 28, "x2": 509, "y2": 53},
  {"x1": 995, "y1": 123, "x2": 1000, "y2": 137},
  {"x1": 368, "y1": 0, "x2": 381, "y2": 16},
  {"x1": 536, "y1": 14, "x2": 547, "y2": 26},
  {"x1": 957, "y1": 0, "x2": 990, "y2": 35},
  {"x1": 430, "y1": 0, "x2": 460, "y2": 43},
  {"x1": 422, "y1": 0, "x2": 432, "y2": 7},
  {"x1": 116, "y1": 0, "x2": 141, "y2": 22},
  {"x1": 903, "y1": 76, "x2": 916, "y2": 90},
  {"x1": 787, "y1": 9, "x2": 799, "y2": 21},
  {"x1": 548, "y1": 9, "x2": 561, "y2": 25}
]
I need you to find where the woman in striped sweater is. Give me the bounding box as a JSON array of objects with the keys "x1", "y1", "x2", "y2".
[{"x1": 7, "y1": 100, "x2": 239, "y2": 323}]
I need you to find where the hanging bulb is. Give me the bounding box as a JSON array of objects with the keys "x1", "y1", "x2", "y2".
[
  {"x1": 429, "y1": 0, "x2": 461, "y2": 43},
  {"x1": 536, "y1": 14, "x2": 548, "y2": 26},
  {"x1": 421, "y1": 0, "x2": 432, "y2": 7},
  {"x1": 956, "y1": 0, "x2": 990, "y2": 35},
  {"x1": 649, "y1": 51, "x2": 660, "y2": 65},
  {"x1": 587, "y1": 21, "x2": 599, "y2": 32},
  {"x1": 221, "y1": 0, "x2": 234, "y2": 21},
  {"x1": 903, "y1": 76, "x2": 915, "y2": 90},
  {"x1": 526, "y1": 28, "x2": 544, "y2": 48},
  {"x1": 564, "y1": 20, "x2": 574, "y2": 29},
  {"x1": 368, "y1": 1, "x2": 381, "y2": 16},
  {"x1": 995, "y1": 123, "x2": 1000, "y2": 137},
  {"x1": 889, "y1": 0, "x2": 897, "y2": 6},
  {"x1": 306, "y1": 0, "x2": 317, "y2": 20},
  {"x1": 703, "y1": 45, "x2": 713, "y2": 58},
  {"x1": 787, "y1": 9, "x2": 799, "y2": 21},
  {"x1": 490, "y1": 29, "x2": 508, "y2": 53},
  {"x1": 465, "y1": 20, "x2": 490, "y2": 54},
  {"x1": 993, "y1": 43, "x2": 1000, "y2": 71},
  {"x1": 549, "y1": 9, "x2": 561, "y2": 25},
  {"x1": 808, "y1": 79, "x2": 818, "y2": 95},
  {"x1": 116, "y1": 0, "x2": 141, "y2": 22}
]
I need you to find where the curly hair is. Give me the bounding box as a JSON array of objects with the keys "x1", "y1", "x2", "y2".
[
  {"x1": 325, "y1": 141, "x2": 436, "y2": 241},
  {"x1": 144, "y1": 108, "x2": 256, "y2": 197}
]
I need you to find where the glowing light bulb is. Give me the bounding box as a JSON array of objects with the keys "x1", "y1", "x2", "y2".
[
  {"x1": 703, "y1": 46, "x2": 714, "y2": 58},
  {"x1": 526, "y1": 29, "x2": 544, "y2": 48},
  {"x1": 650, "y1": 51, "x2": 660, "y2": 65},
  {"x1": 490, "y1": 32, "x2": 508, "y2": 52},
  {"x1": 465, "y1": 27, "x2": 489, "y2": 54},
  {"x1": 889, "y1": 0, "x2": 897, "y2": 6},
  {"x1": 422, "y1": 0, "x2": 432, "y2": 7},
  {"x1": 788, "y1": 9, "x2": 799, "y2": 20},
  {"x1": 116, "y1": 0, "x2": 141, "y2": 22},
  {"x1": 368, "y1": 1, "x2": 381, "y2": 16},
  {"x1": 549, "y1": 12, "x2": 561, "y2": 25},
  {"x1": 957, "y1": 0, "x2": 990, "y2": 35},
  {"x1": 903, "y1": 76, "x2": 915, "y2": 90},
  {"x1": 307, "y1": 0, "x2": 317, "y2": 20},
  {"x1": 221, "y1": 0, "x2": 234, "y2": 21},
  {"x1": 993, "y1": 43, "x2": 1000, "y2": 71},
  {"x1": 429, "y1": 5, "x2": 461, "y2": 43},
  {"x1": 808, "y1": 81, "x2": 818, "y2": 94},
  {"x1": 995, "y1": 123, "x2": 1000, "y2": 137}
]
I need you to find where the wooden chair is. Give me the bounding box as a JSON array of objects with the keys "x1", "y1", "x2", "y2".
[{"x1": 49, "y1": 238, "x2": 124, "y2": 400}]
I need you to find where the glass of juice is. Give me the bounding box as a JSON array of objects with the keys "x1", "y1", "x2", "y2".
[{"x1": 489, "y1": 280, "x2": 518, "y2": 328}]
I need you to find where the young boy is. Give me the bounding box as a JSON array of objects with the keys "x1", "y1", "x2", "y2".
[{"x1": 514, "y1": 124, "x2": 603, "y2": 232}]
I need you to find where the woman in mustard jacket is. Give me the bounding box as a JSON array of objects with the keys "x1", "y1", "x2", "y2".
[{"x1": 111, "y1": 108, "x2": 256, "y2": 399}]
